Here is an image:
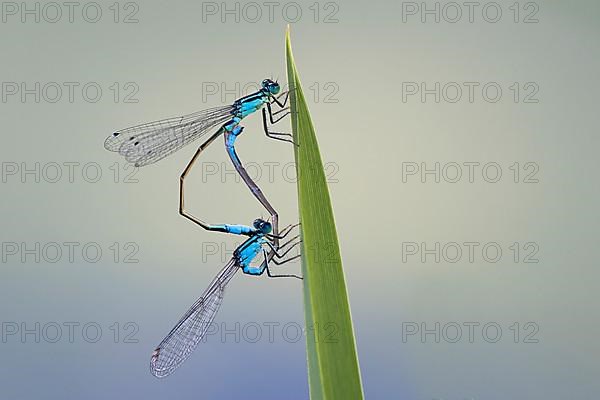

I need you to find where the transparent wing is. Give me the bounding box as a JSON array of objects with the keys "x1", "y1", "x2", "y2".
[
  {"x1": 104, "y1": 105, "x2": 235, "y2": 167},
  {"x1": 150, "y1": 259, "x2": 240, "y2": 378}
]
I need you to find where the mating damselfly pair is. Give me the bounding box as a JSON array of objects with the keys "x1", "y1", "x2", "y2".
[{"x1": 105, "y1": 78, "x2": 302, "y2": 378}]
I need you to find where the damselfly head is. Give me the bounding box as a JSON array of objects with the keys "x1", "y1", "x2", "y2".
[
  {"x1": 261, "y1": 78, "x2": 280, "y2": 95},
  {"x1": 253, "y1": 218, "x2": 272, "y2": 234}
]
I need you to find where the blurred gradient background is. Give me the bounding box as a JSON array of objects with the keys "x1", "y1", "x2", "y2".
[{"x1": 1, "y1": 1, "x2": 599, "y2": 398}]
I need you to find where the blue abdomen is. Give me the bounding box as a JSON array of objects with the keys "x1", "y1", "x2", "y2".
[{"x1": 223, "y1": 224, "x2": 253, "y2": 235}]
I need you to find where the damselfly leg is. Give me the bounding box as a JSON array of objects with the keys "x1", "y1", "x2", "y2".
[
  {"x1": 268, "y1": 222, "x2": 300, "y2": 240},
  {"x1": 270, "y1": 88, "x2": 293, "y2": 108},
  {"x1": 262, "y1": 90, "x2": 297, "y2": 146},
  {"x1": 262, "y1": 249, "x2": 302, "y2": 280},
  {"x1": 179, "y1": 129, "x2": 229, "y2": 231},
  {"x1": 271, "y1": 253, "x2": 301, "y2": 266},
  {"x1": 262, "y1": 109, "x2": 296, "y2": 146},
  {"x1": 266, "y1": 238, "x2": 302, "y2": 259}
]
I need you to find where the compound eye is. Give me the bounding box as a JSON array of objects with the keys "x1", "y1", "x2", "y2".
[
  {"x1": 262, "y1": 222, "x2": 273, "y2": 233},
  {"x1": 261, "y1": 79, "x2": 270, "y2": 88}
]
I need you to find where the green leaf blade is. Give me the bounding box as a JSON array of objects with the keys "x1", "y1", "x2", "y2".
[{"x1": 285, "y1": 27, "x2": 364, "y2": 400}]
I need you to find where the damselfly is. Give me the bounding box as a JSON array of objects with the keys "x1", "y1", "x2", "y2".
[
  {"x1": 150, "y1": 218, "x2": 301, "y2": 378},
  {"x1": 104, "y1": 79, "x2": 293, "y2": 167},
  {"x1": 104, "y1": 78, "x2": 294, "y2": 250}
]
